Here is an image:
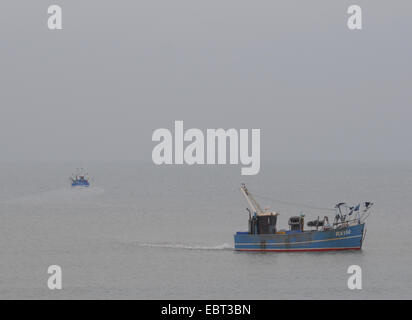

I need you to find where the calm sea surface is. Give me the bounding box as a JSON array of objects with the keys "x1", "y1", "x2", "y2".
[{"x1": 0, "y1": 162, "x2": 411, "y2": 299}]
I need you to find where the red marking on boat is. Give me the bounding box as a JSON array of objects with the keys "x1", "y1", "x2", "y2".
[{"x1": 235, "y1": 247, "x2": 361, "y2": 252}]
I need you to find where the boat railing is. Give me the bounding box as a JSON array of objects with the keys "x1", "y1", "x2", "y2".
[{"x1": 333, "y1": 218, "x2": 361, "y2": 228}]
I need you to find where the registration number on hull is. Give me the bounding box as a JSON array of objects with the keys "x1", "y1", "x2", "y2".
[{"x1": 336, "y1": 229, "x2": 351, "y2": 237}]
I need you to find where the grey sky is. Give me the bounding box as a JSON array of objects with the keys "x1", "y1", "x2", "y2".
[{"x1": 0, "y1": 1, "x2": 411, "y2": 163}]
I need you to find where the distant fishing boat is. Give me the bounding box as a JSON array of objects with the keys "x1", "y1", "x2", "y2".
[
  {"x1": 234, "y1": 183, "x2": 373, "y2": 252},
  {"x1": 70, "y1": 168, "x2": 90, "y2": 187}
]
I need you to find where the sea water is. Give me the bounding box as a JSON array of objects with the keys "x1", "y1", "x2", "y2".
[{"x1": 0, "y1": 162, "x2": 411, "y2": 299}]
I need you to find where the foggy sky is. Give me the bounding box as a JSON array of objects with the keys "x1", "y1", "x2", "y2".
[{"x1": 1, "y1": 1, "x2": 411, "y2": 163}]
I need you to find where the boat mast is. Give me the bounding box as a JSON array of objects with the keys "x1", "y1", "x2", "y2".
[{"x1": 240, "y1": 183, "x2": 264, "y2": 215}]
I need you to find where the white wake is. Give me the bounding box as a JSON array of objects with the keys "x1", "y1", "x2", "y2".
[{"x1": 136, "y1": 242, "x2": 233, "y2": 251}]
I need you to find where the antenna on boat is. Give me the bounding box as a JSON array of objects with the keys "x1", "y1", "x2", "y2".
[{"x1": 360, "y1": 202, "x2": 373, "y2": 223}]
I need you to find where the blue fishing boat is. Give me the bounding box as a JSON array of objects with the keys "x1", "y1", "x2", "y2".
[
  {"x1": 70, "y1": 168, "x2": 90, "y2": 187},
  {"x1": 234, "y1": 184, "x2": 373, "y2": 252}
]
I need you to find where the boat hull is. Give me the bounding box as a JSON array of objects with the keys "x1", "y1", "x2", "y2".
[
  {"x1": 234, "y1": 223, "x2": 365, "y2": 252},
  {"x1": 71, "y1": 181, "x2": 90, "y2": 187}
]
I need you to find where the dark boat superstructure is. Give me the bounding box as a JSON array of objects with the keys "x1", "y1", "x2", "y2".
[
  {"x1": 70, "y1": 168, "x2": 90, "y2": 187},
  {"x1": 234, "y1": 184, "x2": 373, "y2": 252}
]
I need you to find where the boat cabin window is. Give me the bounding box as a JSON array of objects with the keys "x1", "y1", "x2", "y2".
[{"x1": 288, "y1": 216, "x2": 304, "y2": 232}]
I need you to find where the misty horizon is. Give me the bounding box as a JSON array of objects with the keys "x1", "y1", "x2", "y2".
[{"x1": 1, "y1": 1, "x2": 411, "y2": 164}]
